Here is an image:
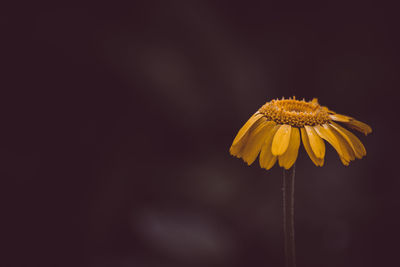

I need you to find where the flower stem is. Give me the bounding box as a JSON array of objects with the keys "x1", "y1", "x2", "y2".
[{"x1": 283, "y1": 164, "x2": 296, "y2": 267}]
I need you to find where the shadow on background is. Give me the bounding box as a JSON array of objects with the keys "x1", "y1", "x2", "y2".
[{"x1": 3, "y1": 2, "x2": 400, "y2": 267}]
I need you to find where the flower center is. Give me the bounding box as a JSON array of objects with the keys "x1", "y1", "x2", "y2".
[{"x1": 258, "y1": 98, "x2": 331, "y2": 127}]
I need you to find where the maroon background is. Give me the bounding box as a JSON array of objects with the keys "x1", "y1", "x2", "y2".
[{"x1": 3, "y1": 3, "x2": 400, "y2": 267}]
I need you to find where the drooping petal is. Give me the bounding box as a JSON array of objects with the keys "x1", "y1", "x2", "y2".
[
  {"x1": 271, "y1": 125, "x2": 292, "y2": 156},
  {"x1": 230, "y1": 134, "x2": 249, "y2": 158},
  {"x1": 304, "y1": 125, "x2": 325, "y2": 159},
  {"x1": 330, "y1": 122, "x2": 366, "y2": 158},
  {"x1": 230, "y1": 113, "x2": 265, "y2": 157},
  {"x1": 314, "y1": 124, "x2": 349, "y2": 166},
  {"x1": 329, "y1": 122, "x2": 357, "y2": 157},
  {"x1": 339, "y1": 156, "x2": 350, "y2": 166},
  {"x1": 259, "y1": 124, "x2": 279, "y2": 170},
  {"x1": 342, "y1": 119, "x2": 372, "y2": 136},
  {"x1": 330, "y1": 113, "x2": 372, "y2": 135},
  {"x1": 278, "y1": 127, "x2": 300, "y2": 169},
  {"x1": 329, "y1": 113, "x2": 352, "y2": 122},
  {"x1": 328, "y1": 125, "x2": 356, "y2": 161},
  {"x1": 240, "y1": 119, "x2": 276, "y2": 165},
  {"x1": 301, "y1": 128, "x2": 324, "y2": 167},
  {"x1": 231, "y1": 112, "x2": 264, "y2": 146},
  {"x1": 229, "y1": 140, "x2": 245, "y2": 158}
]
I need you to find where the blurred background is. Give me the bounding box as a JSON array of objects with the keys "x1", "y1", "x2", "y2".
[{"x1": 3, "y1": 2, "x2": 400, "y2": 267}]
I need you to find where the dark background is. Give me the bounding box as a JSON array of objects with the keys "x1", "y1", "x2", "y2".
[{"x1": 4, "y1": 2, "x2": 400, "y2": 267}]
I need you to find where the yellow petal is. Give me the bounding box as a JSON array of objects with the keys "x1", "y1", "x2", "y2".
[
  {"x1": 339, "y1": 156, "x2": 350, "y2": 166},
  {"x1": 330, "y1": 122, "x2": 366, "y2": 158},
  {"x1": 231, "y1": 112, "x2": 264, "y2": 146},
  {"x1": 328, "y1": 125, "x2": 355, "y2": 161},
  {"x1": 230, "y1": 135, "x2": 249, "y2": 158},
  {"x1": 329, "y1": 113, "x2": 352, "y2": 122},
  {"x1": 241, "y1": 119, "x2": 276, "y2": 165},
  {"x1": 271, "y1": 125, "x2": 292, "y2": 156},
  {"x1": 279, "y1": 127, "x2": 300, "y2": 169},
  {"x1": 301, "y1": 128, "x2": 324, "y2": 167},
  {"x1": 343, "y1": 119, "x2": 372, "y2": 135},
  {"x1": 259, "y1": 124, "x2": 279, "y2": 170},
  {"x1": 329, "y1": 122, "x2": 357, "y2": 157},
  {"x1": 304, "y1": 125, "x2": 325, "y2": 159},
  {"x1": 230, "y1": 113, "x2": 264, "y2": 157},
  {"x1": 314, "y1": 124, "x2": 349, "y2": 165},
  {"x1": 329, "y1": 112, "x2": 372, "y2": 135}
]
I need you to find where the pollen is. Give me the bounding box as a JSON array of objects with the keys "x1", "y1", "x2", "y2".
[{"x1": 258, "y1": 97, "x2": 330, "y2": 128}]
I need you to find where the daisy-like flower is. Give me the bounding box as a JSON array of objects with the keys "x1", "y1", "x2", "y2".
[{"x1": 230, "y1": 97, "x2": 372, "y2": 170}]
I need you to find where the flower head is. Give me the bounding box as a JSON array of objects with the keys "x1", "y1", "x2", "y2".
[{"x1": 230, "y1": 97, "x2": 372, "y2": 169}]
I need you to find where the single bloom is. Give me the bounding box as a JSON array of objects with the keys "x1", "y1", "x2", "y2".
[{"x1": 230, "y1": 97, "x2": 372, "y2": 170}]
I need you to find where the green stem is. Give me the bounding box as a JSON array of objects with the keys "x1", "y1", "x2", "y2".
[{"x1": 283, "y1": 164, "x2": 296, "y2": 267}]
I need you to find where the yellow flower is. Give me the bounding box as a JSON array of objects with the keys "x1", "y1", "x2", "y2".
[{"x1": 230, "y1": 97, "x2": 372, "y2": 169}]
